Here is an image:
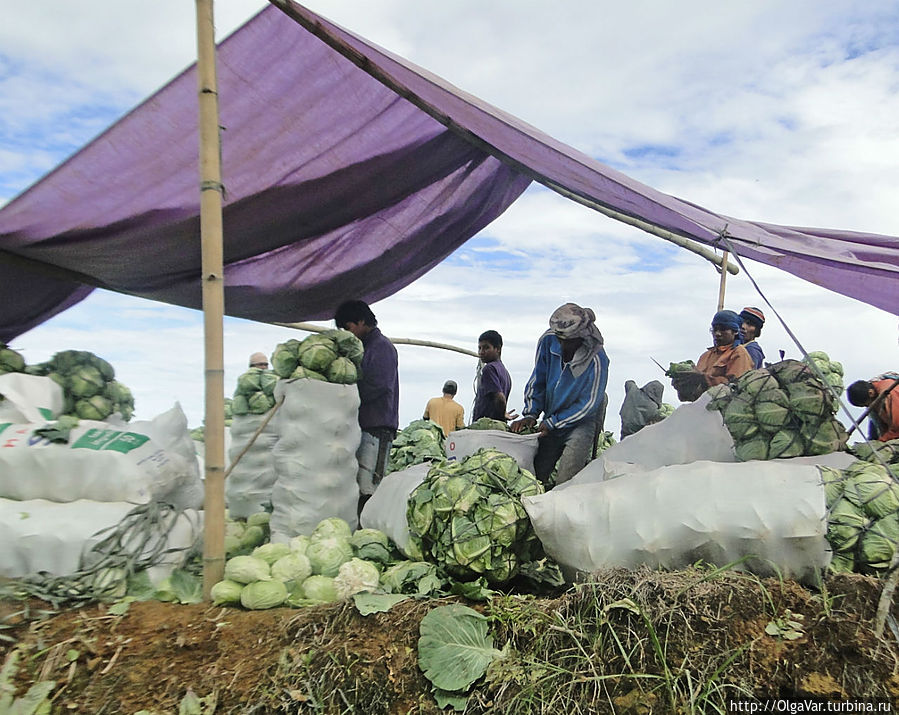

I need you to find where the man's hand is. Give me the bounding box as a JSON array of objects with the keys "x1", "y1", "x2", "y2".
[
  {"x1": 537, "y1": 421, "x2": 550, "y2": 438},
  {"x1": 510, "y1": 416, "x2": 536, "y2": 433},
  {"x1": 505, "y1": 408, "x2": 520, "y2": 421}
]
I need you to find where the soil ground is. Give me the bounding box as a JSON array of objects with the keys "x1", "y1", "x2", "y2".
[{"x1": 2, "y1": 569, "x2": 898, "y2": 714}]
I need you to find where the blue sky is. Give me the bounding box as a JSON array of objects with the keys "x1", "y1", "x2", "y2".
[{"x1": 2, "y1": 0, "x2": 898, "y2": 437}]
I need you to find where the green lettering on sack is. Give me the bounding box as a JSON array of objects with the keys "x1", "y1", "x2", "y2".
[
  {"x1": 38, "y1": 408, "x2": 54, "y2": 420},
  {"x1": 0, "y1": 423, "x2": 10, "y2": 436},
  {"x1": 72, "y1": 428, "x2": 121, "y2": 450},
  {"x1": 102, "y1": 432, "x2": 150, "y2": 454}
]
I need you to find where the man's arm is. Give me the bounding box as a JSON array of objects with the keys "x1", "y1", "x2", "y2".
[
  {"x1": 490, "y1": 391, "x2": 507, "y2": 421},
  {"x1": 521, "y1": 335, "x2": 551, "y2": 419}
]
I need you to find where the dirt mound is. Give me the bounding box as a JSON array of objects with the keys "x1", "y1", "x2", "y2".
[{"x1": 3, "y1": 568, "x2": 898, "y2": 713}]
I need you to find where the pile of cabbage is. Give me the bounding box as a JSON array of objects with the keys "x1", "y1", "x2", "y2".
[
  {"x1": 26, "y1": 350, "x2": 135, "y2": 421},
  {"x1": 821, "y1": 443, "x2": 899, "y2": 573},
  {"x1": 387, "y1": 419, "x2": 446, "y2": 473},
  {"x1": 406, "y1": 448, "x2": 547, "y2": 584},
  {"x1": 802, "y1": 350, "x2": 844, "y2": 399},
  {"x1": 231, "y1": 367, "x2": 279, "y2": 416},
  {"x1": 467, "y1": 417, "x2": 509, "y2": 431},
  {"x1": 212, "y1": 515, "x2": 447, "y2": 609},
  {"x1": 0, "y1": 343, "x2": 26, "y2": 374},
  {"x1": 706, "y1": 359, "x2": 848, "y2": 461},
  {"x1": 270, "y1": 330, "x2": 363, "y2": 384}
]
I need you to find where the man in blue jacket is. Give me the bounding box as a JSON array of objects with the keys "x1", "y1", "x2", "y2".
[
  {"x1": 335, "y1": 300, "x2": 399, "y2": 514},
  {"x1": 511, "y1": 303, "x2": 610, "y2": 486}
]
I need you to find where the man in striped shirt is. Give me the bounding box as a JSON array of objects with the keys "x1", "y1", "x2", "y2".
[{"x1": 511, "y1": 303, "x2": 609, "y2": 487}]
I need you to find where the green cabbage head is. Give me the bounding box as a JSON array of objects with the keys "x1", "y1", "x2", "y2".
[{"x1": 240, "y1": 580, "x2": 288, "y2": 609}]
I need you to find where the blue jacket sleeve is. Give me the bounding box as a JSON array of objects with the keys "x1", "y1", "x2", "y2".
[{"x1": 522, "y1": 334, "x2": 550, "y2": 418}]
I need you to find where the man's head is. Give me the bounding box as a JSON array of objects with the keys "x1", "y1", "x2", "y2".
[
  {"x1": 739, "y1": 307, "x2": 765, "y2": 341},
  {"x1": 847, "y1": 380, "x2": 876, "y2": 407},
  {"x1": 335, "y1": 300, "x2": 377, "y2": 339},
  {"x1": 478, "y1": 330, "x2": 503, "y2": 363},
  {"x1": 248, "y1": 352, "x2": 269, "y2": 369},
  {"x1": 710, "y1": 310, "x2": 742, "y2": 348},
  {"x1": 442, "y1": 380, "x2": 457, "y2": 396}
]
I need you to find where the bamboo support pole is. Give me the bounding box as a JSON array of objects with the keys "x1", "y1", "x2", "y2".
[
  {"x1": 716, "y1": 251, "x2": 729, "y2": 311},
  {"x1": 276, "y1": 321, "x2": 479, "y2": 358},
  {"x1": 196, "y1": 0, "x2": 226, "y2": 598}
]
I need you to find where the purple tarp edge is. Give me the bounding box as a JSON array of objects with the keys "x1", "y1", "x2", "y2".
[
  {"x1": 277, "y1": 0, "x2": 899, "y2": 313},
  {"x1": 0, "y1": 2, "x2": 897, "y2": 343}
]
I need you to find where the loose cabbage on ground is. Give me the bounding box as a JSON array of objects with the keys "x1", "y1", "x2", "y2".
[
  {"x1": 706, "y1": 359, "x2": 848, "y2": 461},
  {"x1": 406, "y1": 448, "x2": 561, "y2": 585},
  {"x1": 821, "y1": 459, "x2": 899, "y2": 574},
  {"x1": 25, "y1": 349, "x2": 135, "y2": 421},
  {"x1": 270, "y1": 330, "x2": 363, "y2": 384},
  {"x1": 387, "y1": 419, "x2": 446, "y2": 473}
]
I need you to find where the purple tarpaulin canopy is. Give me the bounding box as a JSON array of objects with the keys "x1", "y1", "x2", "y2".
[{"x1": 1, "y1": 1, "x2": 897, "y2": 342}]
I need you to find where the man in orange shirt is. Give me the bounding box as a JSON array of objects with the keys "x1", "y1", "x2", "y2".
[
  {"x1": 671, "y1": 310, "x2": 754, "y2": 401},
  {"x1": 847, "y1": 374, "x2": 899, "y2": 442},
  {"x1": 423, "y1": 380, "x2": 465, "y2": 437}
]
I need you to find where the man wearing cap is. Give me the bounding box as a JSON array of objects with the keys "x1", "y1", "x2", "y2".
[
  {"x1": 423, "y1": 380, "x2": 465, "y2": 437},
  {"x1": 510, "y1": 303, "x2": 610, "y2": 486},
  {"x1": 739, "y1": 307, "x2": 766, "y2": 369},
  {"x1": 670, "y1": 310, "x2": 754, "y2": 401},
  {"x1": 248, "y1": 352, "x2": 269, "y2": 369},
  {"x1": 696, "y1": 310, "x2": 753, "y2": 387}
]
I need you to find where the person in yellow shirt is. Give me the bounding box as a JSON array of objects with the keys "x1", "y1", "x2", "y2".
[{"x1": 423, "y1": 380, "x2": 465, "y2": 437}]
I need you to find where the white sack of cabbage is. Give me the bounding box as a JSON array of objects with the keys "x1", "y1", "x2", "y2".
[
  {"x1": 269, "y1": 379, "x2": 361, "y2": 540},
  {"x1": 0, "y1": 497, "x2": 201, "y2": 582},
  {"x1": 560, "y1": 392, "x2": 735, "y2": 489},
  {"x1": 524, "y1": 459, "x2": 830, "y2": 583},
  {"x1": 444, "y1": 429, "x2": 540, "y2": 476},
  {"x1": 821, "y1": 460, "x2": 899, "y2": 574},
  {"x1": 361, "y1": 462, "x2": 432, "y2": 556},
  {"x1": 226, "y1": 412, "x2": 279, "y2": 519},
  {"x1": 0, "y1": 404, "x2": 200, "y2": 505},
  {"x1": 0, "y1": 373, "x2": 65, "y2": 423},
  {"x1": 406, "y1": 448, "x2": 546, "y2": 584},
  {"x1": 26, "y1": 349, "x2": 135, "y2": 422},
  {"x1": 270, "y1": 330, "x2": 363, "y2": 384},
  {"x1": 706, "y1": 360, "x2": 848, "y2": 462}
]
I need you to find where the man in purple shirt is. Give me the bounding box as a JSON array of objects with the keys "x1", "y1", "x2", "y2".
[
  {"x1": 334, "y1": 300, "x2": 399, "y2": 514},
  {"x1": 472, "y1": 330, "x2": 512, "y2": 422}
]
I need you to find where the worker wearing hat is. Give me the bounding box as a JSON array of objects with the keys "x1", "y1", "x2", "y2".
[
  {"x1": 739, "y1": 307, "x2": 766, "y2": 369},
  {"x1": 248, "y1": 352, "x2": 269, "y2": 369},
  {"x1": 697, "y1": 310, "x2": 754, "y2": 387},
  {"x1": 511, "y1": 303, "x2": 610, "y2": 486},
  {"x1": 672, "y1": 310, "x2": 754, "y2": 402},
  {"x1": 423, "y1": 380, "x2": 465, "y2": 437}
]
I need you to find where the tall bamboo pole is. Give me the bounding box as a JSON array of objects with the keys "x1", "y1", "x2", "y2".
[
  {"x1": 716, "y1": 251, "x2": 729, "y2": 311},
  {"x1": 195, "y1": 0, "x2": 226, "y2": 598}
]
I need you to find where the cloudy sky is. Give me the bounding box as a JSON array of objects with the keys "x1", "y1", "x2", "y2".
[{"x1": 2, "y1": 0, "x2": 898, "y2": 439}]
